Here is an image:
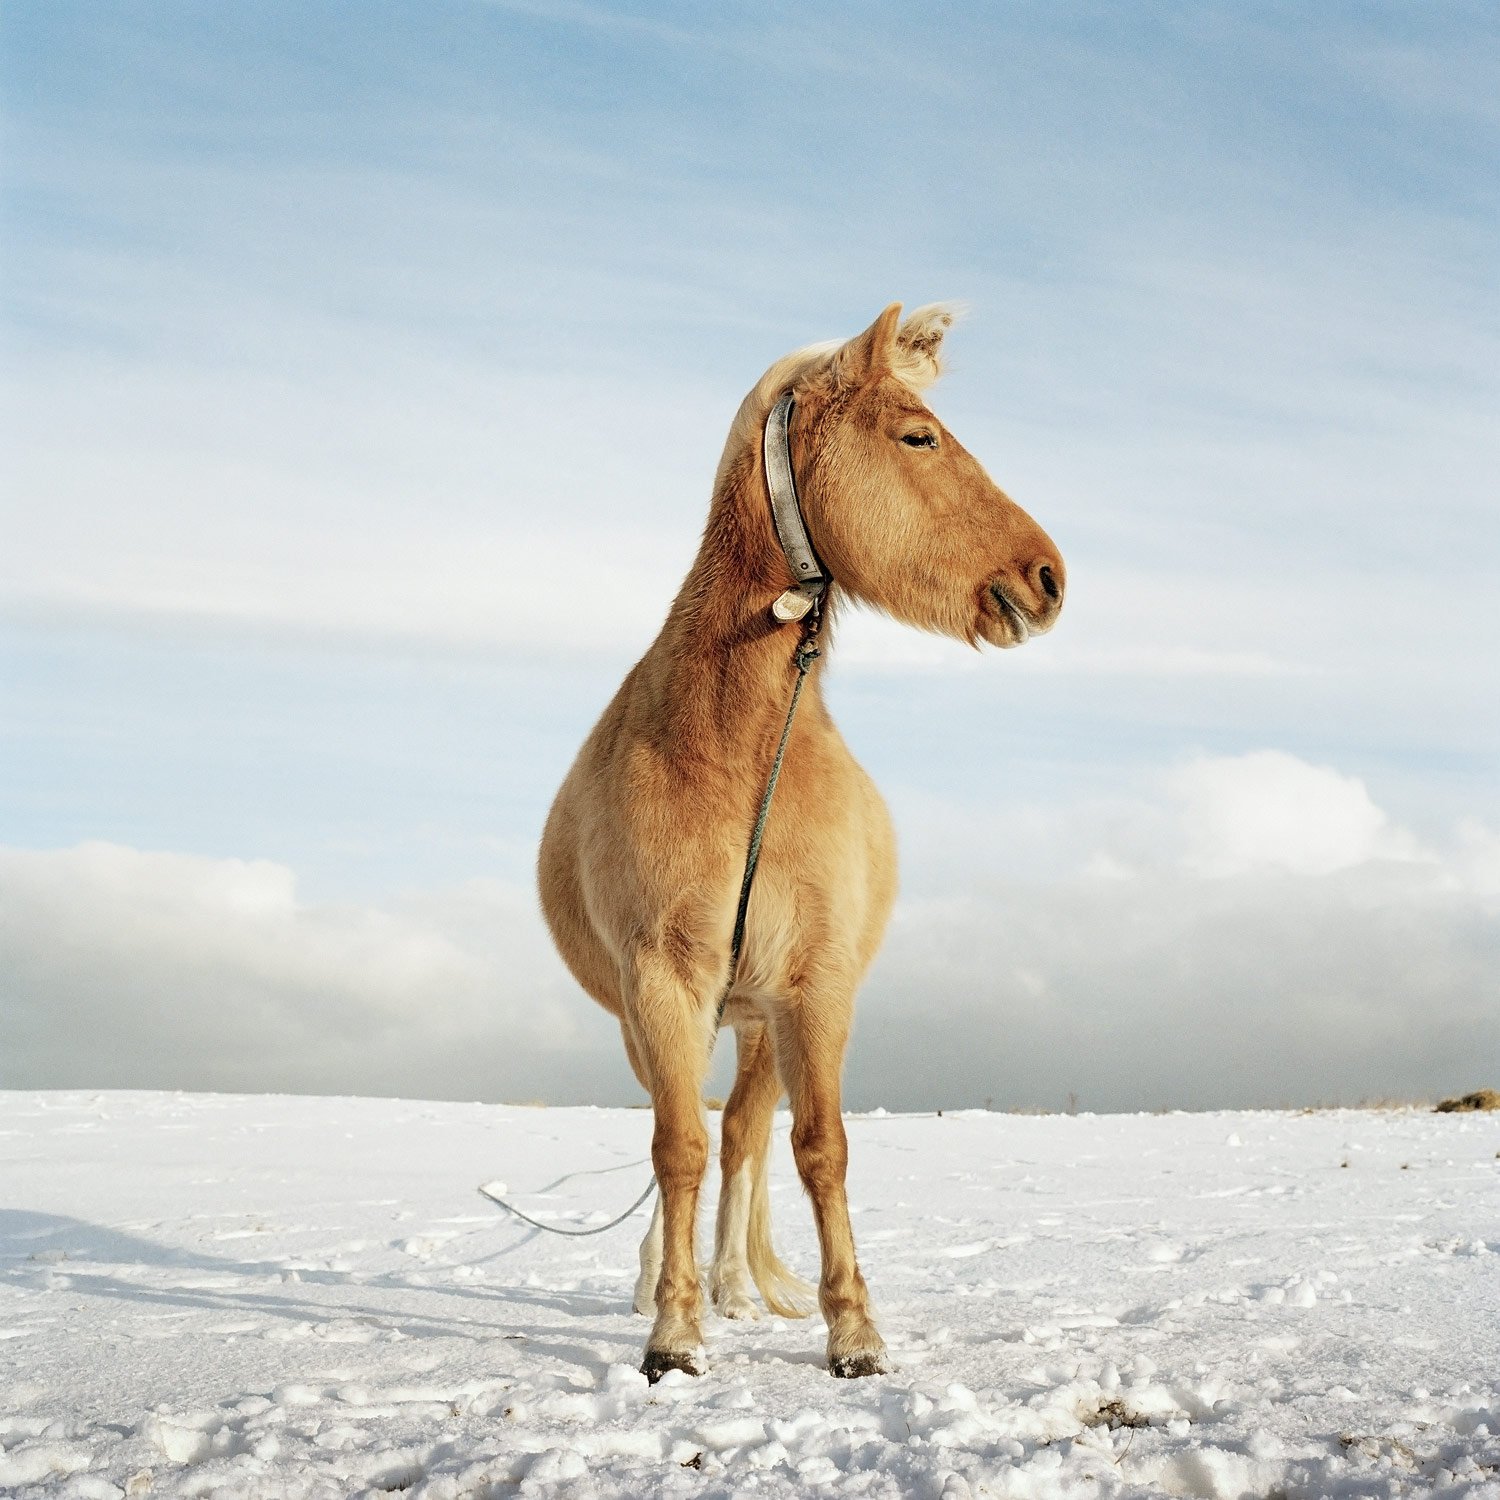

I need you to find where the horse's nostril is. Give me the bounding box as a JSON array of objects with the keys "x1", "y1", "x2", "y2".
[{"x1": 1037, "y1": 564, "x2": 1060, "y2": 602}]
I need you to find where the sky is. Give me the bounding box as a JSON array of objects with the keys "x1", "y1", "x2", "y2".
[{"x1": 2, "y1": 1, "x2": 1497, "y2": 1111}]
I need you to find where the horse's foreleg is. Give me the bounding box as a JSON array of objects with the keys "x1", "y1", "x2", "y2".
[
  {"x1": 624, "y1": 951, "x2": 714, "y2": 1381},
  {"x1": 773, "y1": 997, "x2": 886, "y2": 1378}
]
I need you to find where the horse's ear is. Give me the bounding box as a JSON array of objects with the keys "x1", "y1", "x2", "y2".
[
  {"x1": 895, "y1": 303, "x2": 958, "y2": 388},
  {"x1": 831, "y1": 303, "x2": 903, "y2": 388}
]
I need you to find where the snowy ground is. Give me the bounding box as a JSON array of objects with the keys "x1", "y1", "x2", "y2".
[{"x1": 2, "y1": 1093, "x2": 1498, "y2": 1499}]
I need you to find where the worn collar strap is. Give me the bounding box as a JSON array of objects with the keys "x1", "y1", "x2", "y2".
[{"x1": 763, "y1": 389, "x2": 827, "y2": 620}]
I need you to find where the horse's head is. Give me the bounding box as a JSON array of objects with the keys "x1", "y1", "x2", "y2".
[{"x1": 792, "y1": 303, "x2": 1064, "y2": 648}]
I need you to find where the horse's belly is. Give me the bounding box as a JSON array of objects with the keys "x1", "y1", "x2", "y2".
[
  {"x1": 537, "y1": 766, "x2": 627, "y2": 1018},
  {"x1": 736, "y1": 761, "x2": 897, "y2": 1001}
]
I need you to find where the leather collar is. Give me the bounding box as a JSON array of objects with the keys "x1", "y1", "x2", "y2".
[{"x1": 763, "y1": 390, "x2": 828, "y2": 622}]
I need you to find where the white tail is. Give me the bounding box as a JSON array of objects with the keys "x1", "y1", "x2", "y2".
[{"x1": 746, "y1": 1140, "x2": 815, "y2": 1317}]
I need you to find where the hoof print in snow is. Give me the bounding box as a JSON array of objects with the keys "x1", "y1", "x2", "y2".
[
  {"x1": 829, "y1": 1352, "x2": 886, "y2": 1379},
  {"x1": 641, "y1": 1349, "x2": 699, "y2": 1383}
]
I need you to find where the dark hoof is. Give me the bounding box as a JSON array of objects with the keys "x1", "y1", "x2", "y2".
[
  {"x1": 642, "y1": 1349, "x2": 700, "y2": 1384},
  {"x1": 830, "y1": 1352, "x2": 886, "y2": 1379}
]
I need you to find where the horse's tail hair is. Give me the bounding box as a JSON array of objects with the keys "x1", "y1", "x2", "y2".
[{"x1": 747, "y1": 1142, "x2": 815, "y2": 1318}]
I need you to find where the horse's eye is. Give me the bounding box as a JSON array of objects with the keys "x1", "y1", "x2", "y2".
[{"x1": 901, "y1": 432, "x2": 937, "y2": 449}]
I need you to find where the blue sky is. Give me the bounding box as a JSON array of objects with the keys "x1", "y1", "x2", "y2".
[{"x1": 2, "y1": 3, "x2": 1497, "y2": 1108}]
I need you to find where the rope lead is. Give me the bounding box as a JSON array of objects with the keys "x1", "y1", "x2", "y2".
[{"x1": 478, "y1": 1175, "x2": 659, "y2": 1236}]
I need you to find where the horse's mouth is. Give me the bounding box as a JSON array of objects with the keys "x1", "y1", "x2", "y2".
[{"x1": 982, "y1": 583, "x2": 1032, "y2": 647}]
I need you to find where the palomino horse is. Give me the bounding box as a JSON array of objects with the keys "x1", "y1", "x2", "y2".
[{"x1": 538, "y1": 303, "x2": 1064, "y2": 1381}]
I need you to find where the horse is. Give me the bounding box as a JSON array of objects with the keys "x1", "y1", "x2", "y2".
[{"x1": 537, "y1": 303, "x2": 1065, "y2": 1381}]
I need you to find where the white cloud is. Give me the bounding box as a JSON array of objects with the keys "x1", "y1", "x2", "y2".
[
  {"x1": 1168, "y1": 750, "x2": 1422, "y2": 878},
  {"x1": 0, "y1": 843, "x2": 625, "y2": 1102},
  {"x1": 3, "y1": 753, "x2": 1495, "y2": 1111},
  {"x1": 1451, "y1": 821, "x2": 1500, "y2": 899},
  {"x1": 865, "y1": 752, "x2": 1498, "y2": 1111}
]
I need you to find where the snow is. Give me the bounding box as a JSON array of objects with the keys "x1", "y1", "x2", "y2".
[{"x1": 2, "y1": 1092, "x2": 1498, "y2": 1498}]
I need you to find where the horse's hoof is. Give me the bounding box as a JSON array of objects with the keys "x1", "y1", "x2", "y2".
[
  {"x1": 829, "y1": 1351, "x2": 886, "y2": 1379},
  {"x1": 641, "y1": 1348, "x2": 700, "y2": 1383}
]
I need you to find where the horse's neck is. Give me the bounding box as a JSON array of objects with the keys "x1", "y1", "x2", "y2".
[{"x1": 637, "y1": 460, "x2": 828, "y2": 773}]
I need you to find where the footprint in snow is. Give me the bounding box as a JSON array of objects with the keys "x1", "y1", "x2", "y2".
[{"x1": 396, "y1": 1233, "x2": 460, "y2": 1259}]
